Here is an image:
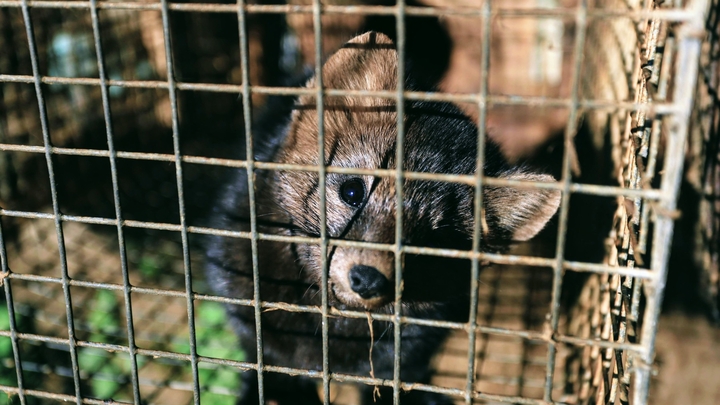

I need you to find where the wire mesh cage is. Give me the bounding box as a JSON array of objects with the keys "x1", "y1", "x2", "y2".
[{"x1": 0, "y1": 0, "x2": 715, "y2": 404}]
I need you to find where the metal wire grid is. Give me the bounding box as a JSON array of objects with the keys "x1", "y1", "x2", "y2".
[
  {"x1": 561, "y1": 9, "x2": 677, "y2": 404},
  {"x1": 0, "y1": 222, "x2": 216, "y2": 401},
  {"x1": 0, "y1": 0, "x2": 710, "y2": 404}
]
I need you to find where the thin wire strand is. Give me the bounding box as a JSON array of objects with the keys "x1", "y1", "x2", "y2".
[
  {"x1": 543, "y1": 0, "x2": 588, "y2": 401},
  {"x1": 0, "y1": 142, "x2": 672, "y2": 200},
  {"x1": 393, "y1": 1, "x2": 407, "y2": 403},
  {"x1": 158, "y1": 0, "x2": 200, "y2": 402},
  {"x1": 235, "y1": 0, "x2": 266, "y2": 403},
  {"x1": 0, "y1": 379, "x2": 553, "y2": 405},
  {"x1": 310, "y1": 0, "x2": 331, "y2": 403},
  {"x1": 87, "y1": 0, "x2": 141, "y2": 402},
  {"x1": 634, "y1": 0, "x2": 708, "y2": 402},
  {"x1": 0, "y1": 220, "x2": 26, "y2": 404},
  {"x1": 0, "y1": 208, "x2": 660, "y2": 278},
  {"x1": 0, "y1": 1, "x2": 703, "y2": 20},
  {"x1": 19, "y1": 1, "x2": 83, "y2": 402},
  {"x1": 0, "y1": 72, "x2": 691, "y2": 114},
  {"x1": 464, "y1": 1, "x2": 491, "y2": 404},
  {"x1": 0, "y1": 323, "x2": 649, "y2": 363}
]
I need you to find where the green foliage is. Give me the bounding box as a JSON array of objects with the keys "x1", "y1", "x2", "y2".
[
  {"x1": 0, "y1": 275, "x2": 245, "y2": 404},
  {"x1": 200, "y1": 390, "x2": 237, "y2": 405},
  {"x1": 0, "y1": 301, "x2": 11, "y2": 358},
  {"x1": 128, "y1": 240, "x2": 178, "y2": 283},
  {"x1": 0, "y1": 300, "x2": 20, "y2": 405},
  {"x1": 87, "y1": 289, "x2": 122, "y2": 342},
  {"x1": 78, "y1": 348, "x2": 120, "y2": 399},
  {"x1": 77, "y1": 289, "x2": 146, "y2": 401},
  {"x1": 196, "y1": 301, "x2": 244, "y2": 403},
  {"x1": 0, "y1": 299, "x2": 46, "y2": 405},
  {"x1": 78, "y1": 289, "x2": 123, "y2": 400},
  {"x1": 195, "y1": 301, "x2": 244, "y2": 362},
  {"x1": 138, "y1": 256, "x2": 161, "y2": 280}
]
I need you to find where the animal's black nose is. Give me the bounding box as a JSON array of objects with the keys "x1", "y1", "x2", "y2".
[{"x1": 348, "y1": 265, "x2": 390, "y2": 299}]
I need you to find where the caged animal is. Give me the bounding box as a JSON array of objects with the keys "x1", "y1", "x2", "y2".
[{"x1": 205, "y1": 32, "x2": 561, "y2": 405}]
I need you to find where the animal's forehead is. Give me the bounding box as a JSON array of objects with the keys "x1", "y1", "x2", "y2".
[{"x1": 281, "y1": 99, "x2": 399, "y2": 167}]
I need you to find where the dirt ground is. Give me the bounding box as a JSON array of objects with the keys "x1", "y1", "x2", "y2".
[
  {"x1": 650, "y1": 313, "x2": 720, "y2": 405},
  {"x1": 430, "y1": 313, "x2": 720, "y2": 405}
]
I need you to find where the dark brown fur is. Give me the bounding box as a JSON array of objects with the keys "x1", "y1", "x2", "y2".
[{"x1": 205, "y1": 32, "x2": 560, "y2": 405}]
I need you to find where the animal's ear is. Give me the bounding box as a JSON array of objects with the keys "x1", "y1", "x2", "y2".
[
  {"x1": 284, "y1": 32, "x2": 397, "y2": 163},
  {"x1": 484, "y1": 171, "x2": 561, "y2": 242},
  {"x1": 305, "y1": 31, "x2": 398, "y2": 92}
]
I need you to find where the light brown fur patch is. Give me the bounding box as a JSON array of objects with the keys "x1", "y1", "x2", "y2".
[
  {"x1": 272, "y1": 32, "x2": 401, "y2": 309},
  {"x1": 270, "y1": 31, "x2": 560, "y2": 310}
]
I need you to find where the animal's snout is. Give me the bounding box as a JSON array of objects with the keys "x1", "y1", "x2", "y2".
[{"x1": 348, "y1": 265, "x2": 390, "y2": 299}]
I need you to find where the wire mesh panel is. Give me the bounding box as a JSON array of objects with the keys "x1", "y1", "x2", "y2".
[{"x1": 0, "y1": 0, "x2": 712, "y2": 405}]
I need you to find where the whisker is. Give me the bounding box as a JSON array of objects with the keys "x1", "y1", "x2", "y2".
[
  {"x1": 226, "y1": 214, "x2": 302, "y2": 231},
  {"x1": 377, "y1": 323, "x2": 392, "y2": 342},
  {"x1": 301, "y1": 281, "x2": 318, "y2": 300}
]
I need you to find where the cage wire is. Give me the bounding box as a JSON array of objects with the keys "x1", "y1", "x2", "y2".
[{"x1": 0, "y1": 0, "x2": 714, "y2": 404}]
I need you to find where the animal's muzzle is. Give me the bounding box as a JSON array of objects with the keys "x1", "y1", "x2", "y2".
[{"x1": 348, "y1": 265, "x2": 390, "y2": 299}]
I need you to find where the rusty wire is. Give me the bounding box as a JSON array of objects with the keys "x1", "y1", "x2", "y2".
[{"x1": 0, "y1": 0, "x2": 704, "y2": 20}]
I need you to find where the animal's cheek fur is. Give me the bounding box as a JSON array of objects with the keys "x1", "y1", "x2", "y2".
[
  {"x1": 294, "y1": 243, "x2": 323, "y2": 282},
  {"x1": 328, "y1": 248, "x2": 394, "y2": 309}
]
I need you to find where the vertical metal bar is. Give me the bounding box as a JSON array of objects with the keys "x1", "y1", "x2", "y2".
[
  {"x1": 613, "y1": 276, "x2": 633, "y2": 403},
  {"x1": 236, "y1": 1, "x2": 265, "y2": 404},
  {"x1": 310, "y1": 0, "x2": 331, "y2": 404},
  {"x1": 629, "y1": 274, "x2": 642, "y2": 330},
  {"x1": 543, "y1": 0, "x2": 588, "y2": 401},
  {"x1": 18, "y1": 2, "x2": 83, "y2": 403},
  {"x1": 634, "y1": 0, "x2": 708, "y2": 402},
  {"x1": 393, "y1": 0, "x2": 406, "y2": 404},
  {"x1": 464, "y1": 1, "x2": 491, "y2": 404},
  {"x1": 87, "y1": 1, "x2": 141, "y2": 403},
  {"x1": 157, "y1": 1, "x2": 201, "y2": 403},
  {"x1": 0, "y1": 220, "x2": 26, "y2": 405},
  {"x1": 634, "y1": 12, "x2": 661, "y2": 259},
  {"x1": 640, "y1": 35, "x2": 675, "y2": 253}
]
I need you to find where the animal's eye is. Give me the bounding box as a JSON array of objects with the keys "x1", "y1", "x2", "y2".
[{"x1": 339, "y1": 178, "x2": 366, "y2": 208}]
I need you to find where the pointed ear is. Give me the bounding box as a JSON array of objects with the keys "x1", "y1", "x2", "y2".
[
  {"x1": 484, "y1": 171, "x2": 561, "y2": 242},
  {"x1": 301, "y1": 31, "x2": 398, "y2": 95}
]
